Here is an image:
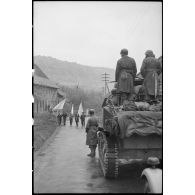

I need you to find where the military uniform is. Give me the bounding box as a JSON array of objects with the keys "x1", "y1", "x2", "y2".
[
  {"x1": 80, "y1": 113, "x2": 86, "y2": 127},
  {"x1": 62, "y1": 112, "x2": 67, "y2": 125},
  {"x1": 141, "y1": 51, "x2": 162, "y2": 100},
  {"x1": 158, "y1": 56, "x2": 162, "y2": 101},
  {"x1": 86, "y1": 112, "x2": 99, "y2": 157},
  {"x1": 75, "y1": 114, "x2": 79, "y2": 127},
  {"x1": 57, "y1": 113, "x2": 62, "y2": 126},
  {"x1": 115, "y1": 52, "x2": 137, "y2": 104},
  {"x1": 69, "y1": 114, "x2": 73, "y2": 126}
]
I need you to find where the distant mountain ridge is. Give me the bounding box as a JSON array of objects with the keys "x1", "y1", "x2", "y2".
[{"x1": 34, "y1": 55, "x2": 115, "y2": 90}]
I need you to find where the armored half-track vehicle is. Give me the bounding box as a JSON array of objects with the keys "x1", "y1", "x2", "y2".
[{"x1": 97, "y1": 76, "x2": 162, "y2": 179}]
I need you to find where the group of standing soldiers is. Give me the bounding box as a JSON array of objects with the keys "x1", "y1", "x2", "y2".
[
  {"x1": 74, "y1": 113, "x2": 86, "y2": 127},
  {"x1": 114, "y1": 48, "x2": 162, "y2": 105},
  {"x1": 57, "y1": 111, "x2": 68, "y2": 126},
  {"x1": 57, "y1": 111, "x2": 86, "y2": 127},
  {"x1": 85, "y1": 48, "x2": 163, "y2": 158}
]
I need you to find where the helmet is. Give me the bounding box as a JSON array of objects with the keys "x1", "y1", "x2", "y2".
[
  {"x1": 120, "y1": 48, "x2": 128, "y2": 55},
  {"x1": 145, "y1": 50, "x2": 155, "y2": 57}
]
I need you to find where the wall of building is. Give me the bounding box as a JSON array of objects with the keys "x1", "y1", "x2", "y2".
[{"x1": 34, "y1": 85, "x2": 58, "y2": 113}]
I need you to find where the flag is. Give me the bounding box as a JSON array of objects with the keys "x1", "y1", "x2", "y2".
[
  {"x1": 71, "y1": 104, "x2": 74, "y2": 115},
  {"x1": 52, "y1": 99, "x2": 66, "y2": 111},
  {"x1": 78, "y1": 102, "x2": 83, "y2": 116}
]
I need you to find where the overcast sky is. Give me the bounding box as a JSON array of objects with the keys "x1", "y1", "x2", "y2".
[{"x1": 34, "y1": 1, "x2": 162, "y2": 71}]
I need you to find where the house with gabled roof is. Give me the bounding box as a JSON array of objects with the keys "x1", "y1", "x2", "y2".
[{"x1": 33, "y1": 64, "x2": 65, "y2": 113}]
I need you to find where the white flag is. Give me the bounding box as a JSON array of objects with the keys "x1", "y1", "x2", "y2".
[
  {"x1": 78, "y1": 102, "x2": 83, "y2": 116},
  {"x1": 71, "y1": 104, "x2": 74, "y2": 115},
  {"x1": 52, "y1": 99, "x2": 66, "y2": 111}
]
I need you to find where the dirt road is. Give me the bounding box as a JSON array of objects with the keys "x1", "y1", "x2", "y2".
[{"x1": 33, "y1": 120, "x2": 144, "y2": 193}]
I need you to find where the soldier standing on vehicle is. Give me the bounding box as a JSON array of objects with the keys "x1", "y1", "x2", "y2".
[
  {"x1": 158, "y1": 56, "x2": 162, "y2": 101},
  {"x1": 115, "y1": 48, "x2": 137, "y2": 105},
  {"x1": 86, "y1": 109, "x2": 99, "y2": 157},
  {"x1": 69, "y1": 113, "x2": 73, "y2": 126},
  {"x1": 75, "y1": 113, "x2": 79, "y2": 127},
  {"x1": 62, "y1": 111, "x2": 67, "y2": 126},
  {"x1": 80, "y1": 112, "x2": 86, "y2": 127},
  {"x1": 141, "y1": 50, "x2": 162, "y2": 101}
]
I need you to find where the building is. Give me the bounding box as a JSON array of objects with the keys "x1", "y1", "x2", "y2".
[
  {"x1": 33, "y1": 64, "x2": 64, "y2": 113},
  {"x1": 57, "y1": 89, "x2": 66, "y2": 103}
]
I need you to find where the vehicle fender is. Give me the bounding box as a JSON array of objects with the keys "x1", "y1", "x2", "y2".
[{"x1": 141, "y1": 168, "x2": 162, "y2": 193}]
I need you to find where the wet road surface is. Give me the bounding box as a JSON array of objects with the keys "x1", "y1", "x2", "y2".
[{"x1": 33, "y1": 120, "x2": 144, "y2": 193}]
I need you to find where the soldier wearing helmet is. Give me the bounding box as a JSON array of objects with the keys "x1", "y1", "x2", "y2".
[
  {"x1": 115, "y1": 48, "x2": 137, "y2": 105},
  {"x1": 85, "y1": 109, "x2": 99, "y2": 157},
  {"x1": 141, "y1": 50, "x2": 162, "y2": 101}
]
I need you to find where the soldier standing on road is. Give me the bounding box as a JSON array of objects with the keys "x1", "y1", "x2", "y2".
[
  {"x1": 62, "y1": 111, "x2": 67, "y2": 126},
  {"x1": 69, "y1": 113, "x2": 73, "y2": 126},
  {"x1": 141, "y1": 50, "x2": 162, "y2": 101},
  {"x1": 80, "y1": 112, "x2": 86, "y2": 127},
  {"x1": 115, "y1": 48, "x2": 137, "y2": 105},
  {"x1": 57, "y1": 111, "x2": 62, "y2": 126},
  {"x1": 75, "y1": 113, "x2": 79, "y2": 127},
  {"x1": 86, "y1": 109, "x2": 99, "y2": 157}
]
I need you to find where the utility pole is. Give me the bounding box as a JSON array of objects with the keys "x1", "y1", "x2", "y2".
[{"x1": 101, "y1": 72, "x2": 110, "y2": 96}]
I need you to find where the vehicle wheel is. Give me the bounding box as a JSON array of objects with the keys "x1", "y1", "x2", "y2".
[{"x1": 97, "y1": 132, "x2": 118, "y2": 179}]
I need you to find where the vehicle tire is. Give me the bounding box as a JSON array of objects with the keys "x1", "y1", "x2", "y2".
[{"x1": 97, "y1": 132, "x2": 119, "y2": 179}]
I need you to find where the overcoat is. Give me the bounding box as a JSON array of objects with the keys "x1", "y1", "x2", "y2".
[
  {"x1": 158, "y1": 56, "x2": 162, "y2": 96},
  {"x1": 86, "y1": 116, "x2": 99, "y2": 146},
  {"x1": 141, "y1": 57, "x2": 162, "y2": 96},
  {"x1": 115, "y1": 56, "x2": 137, "y2": 94},
  {"x1": 158, "y1": 72, "x2": 162, "y2": 96},
  {"x1": 75, "y1": 114, "x2": 79, "y2": 122},
  {"x1": 80, "y1": 114, "x2": 86, "y2": 121}
]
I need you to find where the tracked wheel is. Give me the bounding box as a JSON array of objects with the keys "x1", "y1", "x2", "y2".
[{"x1": 97, "y1": 131, "x2": 119, "y2": 179}]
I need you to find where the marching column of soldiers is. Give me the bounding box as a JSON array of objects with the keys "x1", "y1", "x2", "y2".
[{"x1": 57, "y1": 111, "x2": 86, "y2": 128}]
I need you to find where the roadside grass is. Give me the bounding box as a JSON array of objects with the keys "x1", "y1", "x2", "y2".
[{"x1": 33, "y1": 113, "x2": 57, "y2": 152}]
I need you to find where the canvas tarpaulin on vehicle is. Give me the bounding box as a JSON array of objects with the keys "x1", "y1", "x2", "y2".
[{"x1": 117, "y1": 111, "x2": 162, "y2": 139}]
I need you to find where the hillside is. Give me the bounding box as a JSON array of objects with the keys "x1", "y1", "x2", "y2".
[
  {"x1": 34, "y1": 64, "x2": 48, "y2": 79},
  {"x1": 34, "y1": 56, "x2": 115, "y2": 91}
]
